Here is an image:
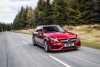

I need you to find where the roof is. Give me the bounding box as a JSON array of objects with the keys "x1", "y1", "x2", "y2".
[{"x1": 42, "y1": 25, "x2": 58, "y2": 27}]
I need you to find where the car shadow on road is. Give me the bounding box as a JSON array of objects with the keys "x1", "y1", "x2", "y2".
[
  {"x1": 28, "y1": 43, "x2": 80, "y2": 54},
  {"x1": 48, "y1": 49, "x2": 80, "y2": 54}
]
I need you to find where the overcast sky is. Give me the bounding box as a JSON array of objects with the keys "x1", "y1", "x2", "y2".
[{"x1": 0, "y1": 0, "x2": 38, "y2": 23}]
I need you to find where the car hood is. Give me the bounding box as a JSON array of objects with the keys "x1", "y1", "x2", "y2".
[{"x1": 44, "y1": 32, "x2": 77, "y2": 39}]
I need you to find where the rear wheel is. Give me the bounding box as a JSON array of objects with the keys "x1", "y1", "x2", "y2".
[
  {"x1": 32, "y1": 37, "x2": 36, "y2": 46},
  {"x1": 44, "y1": 40, "x2": 49, "y2": 52}
]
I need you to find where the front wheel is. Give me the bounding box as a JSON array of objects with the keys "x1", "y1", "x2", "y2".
[
  {"x1": 32, "y1": 37, "x2": 36, "y2": 46},
  {"x1": 44, "y1": 40, "x2": 49, "y2": 52}
]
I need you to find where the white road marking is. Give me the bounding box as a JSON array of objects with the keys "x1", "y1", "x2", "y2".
[
  {"x1": 49, "y1": 55, "x2": 71, "y2": 67},
  {"x1": 22, "y1": 41, "x2": 28, "y2": 44}
]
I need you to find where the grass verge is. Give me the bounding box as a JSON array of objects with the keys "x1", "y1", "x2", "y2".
[
  {"x1": 63, "y1": 24, "x2": 100, "y2": 49},
  {"x1": 81, "y1": 40, "x2": 100, "y2": 49},
  {"x1": 11, "y1": 30, "x2": 32, "y2": 35},
  {"x1": 0, "y1": 32, "x2": 2, "y2": 35}
]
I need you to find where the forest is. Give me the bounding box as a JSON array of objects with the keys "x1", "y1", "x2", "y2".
[{"x1": 0, "y1": 0, "x2": 100, "y2": 31}]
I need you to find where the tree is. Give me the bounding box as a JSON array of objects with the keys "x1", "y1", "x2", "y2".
[
  {"x1": 0, "y1": 22, "x2": 12, "y2": 32},
  {"x1": 65, "y1": 0, "x2": 94, "y2": 25},
  {"x1": 90, "y1": 0, "x2": 100, "y2": 23},
  {"x1": 52, "y1": 0, "x2": 68, "y2": 25},
  {"x1": 13, "y1": 7, "x2": 25, "y2": 29},
  {"x1": 34, "y1": 0, "x2": 46, "y2": 25},
  {"x1": 44, "y1": 0, "x2": 53, "y2": 24},
  {"x1": 26, "y1": 7, "x2": 35, "y2": 28},
  {"x1": 13, "y1": 6, "x2": 35, "y2": 30},
  {"x1": 13, "y1": 0, "x2": 100, "y2": 29}
]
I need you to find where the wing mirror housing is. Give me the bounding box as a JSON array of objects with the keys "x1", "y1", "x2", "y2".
[
  {"x1": 64, "y1": 30, "x2": 68, "y2": 32},
  {"x1": 38, "y1": 29, "x2": 43, "y2": 35}
]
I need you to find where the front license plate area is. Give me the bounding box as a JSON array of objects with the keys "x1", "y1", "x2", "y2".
[{"x1": 64, "y1": 43, "x2": 74, "y2": 47}]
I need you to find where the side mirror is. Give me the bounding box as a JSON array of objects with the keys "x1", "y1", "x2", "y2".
[
  {"x1": 38, "y1": 29, "x2": 43, "y2": 35},
  {"x1": 65, "y1": 30, "x2": 68, "y2": 32}
]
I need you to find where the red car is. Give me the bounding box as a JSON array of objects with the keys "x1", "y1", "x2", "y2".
[{"x1": 32, "y1": 25, "x2": 81, "y2": 52}]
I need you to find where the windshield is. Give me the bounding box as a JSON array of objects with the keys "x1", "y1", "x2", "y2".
[{"x1": 43, "y1": 26, "x2": 65, "y2": 33}]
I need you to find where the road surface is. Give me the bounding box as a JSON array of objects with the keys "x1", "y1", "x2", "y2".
[{"x1": 0, "y1": 32, "x2": 100, "y2": 67}]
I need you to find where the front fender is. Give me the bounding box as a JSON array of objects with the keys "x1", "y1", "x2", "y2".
[{"x1": 44, "y1": 37, "x2": 50, "y2": 42}]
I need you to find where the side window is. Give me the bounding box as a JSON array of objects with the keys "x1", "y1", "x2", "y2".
[
  {"x1": 34, "y1": 26, "x2": 42, "y2": 32},
  {"x1": 38, "y1": 26, "x2": 42, "y2": 31}
]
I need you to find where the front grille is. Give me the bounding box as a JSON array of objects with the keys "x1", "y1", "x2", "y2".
[
  {"x1": 60, "y1": 38, "x2": 77, "y2": 43},
  {"x1": 51, "y1": 46, "x2": 61, "y2": 49},
  {"x1": 63, "y1": 46, "x2": 76, "y2": 49}
]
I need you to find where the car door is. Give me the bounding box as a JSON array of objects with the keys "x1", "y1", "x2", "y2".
[
  {"x1": 33, "y1": 26, "x2": 40, "y2": 44},
  {"x1": 34, "y1": 26, "x2": 44, "y2": 46},
  {"x1": 37, "y1": 26, "x2": 44, "y2": 46}
]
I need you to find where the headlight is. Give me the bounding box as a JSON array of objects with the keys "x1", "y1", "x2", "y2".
[
  {"x1": 77, "y1": 36, "x2": 80, "y2": 40},
  {"x1": 50, "y1": 38, "x2": 59, "y2": 42}
]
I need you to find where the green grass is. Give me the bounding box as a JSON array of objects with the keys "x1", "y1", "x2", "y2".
[
  {"x1": 11, "y1": 30, "x2": 32, "y2": 34},
  {"x1": 63, "y1": 24, "x2": 100, "y2": 49},
  {"x1": 94, "y1": 35, "x2": 100, "y2": 38},
  {"x1": 81, "y1": 40, "x2": 100, "y2": 49}
]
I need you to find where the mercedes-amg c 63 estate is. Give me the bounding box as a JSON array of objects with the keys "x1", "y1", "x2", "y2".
[{"x1": 32, "y1": 25, "x2": 81, "y2": 52}]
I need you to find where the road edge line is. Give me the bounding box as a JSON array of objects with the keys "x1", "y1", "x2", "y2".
[{"x1": 49, "y1": 55, "x2": 71, "y2": 67}]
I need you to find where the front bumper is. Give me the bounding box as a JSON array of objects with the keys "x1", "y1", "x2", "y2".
[{"x1": 49, "y1": 40, "x2": 81, "y2": 51}]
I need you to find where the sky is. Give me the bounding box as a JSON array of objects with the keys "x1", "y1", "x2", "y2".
[{"x1": 0, "y1": 0, "x2": 38, "y2": 23}]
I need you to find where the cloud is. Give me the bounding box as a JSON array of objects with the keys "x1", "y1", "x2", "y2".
[{"x1": 0, "y1": 0, "x2": 38, "y2": 23}]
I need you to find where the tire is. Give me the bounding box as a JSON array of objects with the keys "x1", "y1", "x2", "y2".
[
  {"x1": 32, "y1": 37, "x2": 36, "y2": 46},
  {"x1": 44, "y1": 40, "x2": 49, "y2": 52}
]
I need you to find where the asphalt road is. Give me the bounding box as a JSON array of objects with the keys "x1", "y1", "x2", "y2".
[{"x1": 0, "y1": 32, "x2": 100, "y2": 67}]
